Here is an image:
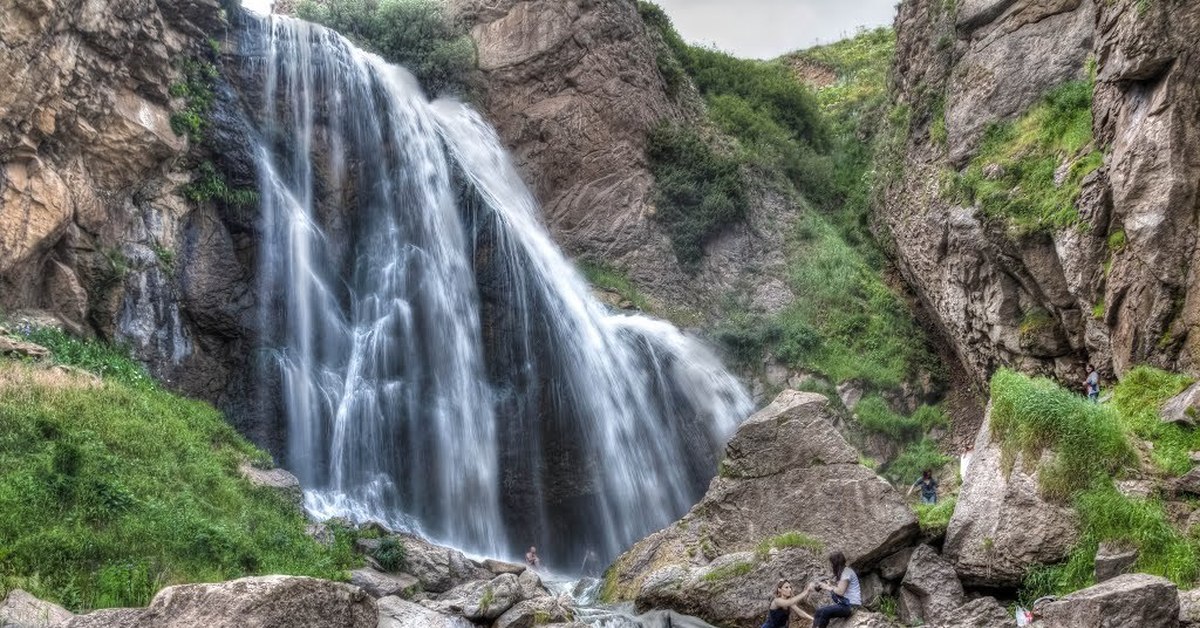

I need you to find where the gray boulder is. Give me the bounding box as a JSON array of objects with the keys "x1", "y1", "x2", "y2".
[
  {"x1": 493, "y1": 596, "x2": 575, "y2": 628},
  {"x1": 1039, "y1": 573, "x2": 1179, "y2": 628},
  {"x1": 607, "y1": 391, "x2": 918, "y2": 612},
  {"x1": 237, "y1": 461, "x2": 302, "y2": 507},
  {"x1": 936, "y1": 596, "x2": 1010, "y2": 628},
  {"x1": 1180, "y1": 588, "x2": 1200, "y2": 627},
  {"x1": 432, "y1": 573, "x2": 522, "y2": 621},
  {"x1": 376, "y1": 596, "x2": 470, "y2": 628},
  {"x1": 943, "y1": 413, "x2": 1078, "y2": 587},
  {"x1": 400, "y1": 535, "x2": 491, "y2": 593},
  {"x1": 65, "y1": 576, "x2": 375, "y2": 627},
  {"x1": 1094, "y1": 541, "x2": 1139, "y2": 583},
  {"x1": 899, "y1": 545, "x2": 964, "y2": 626},
  {"x1": 350, "y1": 568, "x2": 420, "y2": 599},
  {"x1": 1163, "y1": 382, "x2": 1200, "y2": 427},
  {"x1": 0, "y1": 589, "x2": 74, "y2": 628}
]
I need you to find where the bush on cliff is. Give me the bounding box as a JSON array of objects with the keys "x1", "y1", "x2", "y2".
[
  {"x1": 296, "y1": 0, "x2": 475, "y2": 96},
  {"x1": 0, "y1": 334, "x2": 356, "y2": 612}
]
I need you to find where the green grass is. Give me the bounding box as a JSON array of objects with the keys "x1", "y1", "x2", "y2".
[
  {"x1": 994, "y1": 368, "x2": 1200, "y2": 599},
  {"x1": 949, "y1": 80, "x2": 1103, "y2": 234},
  {"x1": 886, "y1": 438, "x2": 954, "y2": 485},
  {"x1": 701, "y1": 559, "x2": 755, "y2": 583},
  {"x1": 296, "y1": 0, "x2": 474, "y2": 97},
  {"x1": 1111, "y1": 366, "x2": 1195, "y2": 476},
  {"x1": 578, "y1": 262, "x2": 652, "y2": 312},
  {"x1": 755, "y1": 532, "x2": 824, "y2": 559},
  {"x1": 857, "y1": 397, "x2": 948, "y2": 441},
  {"x1": 0, "y1": 339, "x2": 357, "y2": 612},
  {"x1": 914, "y1": 495, "x2": 956, "y2": 536},
  {"x1": 990, "y1": 368, "x2": 1135, "y2": 500},
  {"x1": 23, "y1": 327, "x2": 154, "y2": 389}
]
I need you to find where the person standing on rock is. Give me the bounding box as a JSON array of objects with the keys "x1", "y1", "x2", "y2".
[
  {"x1": 907, "y1": 469, "x2": 938, "y2": 505},
  {"x1": 760, "y1": 579, "x2": 813, "y2": 628},
  {"x1": 1084, "y1": 364, "x2": 1100, "y2": 402},
  {"x1": 809, "y1": 550, "x2": 861, "y2": 628}
]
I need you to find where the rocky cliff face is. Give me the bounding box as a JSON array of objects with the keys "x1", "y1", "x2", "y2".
[
  {"x1": 453, "y1": 0, "x2": 796, "y2": 317},
  {"x1": 0, "y1": 0, "x2": 273, "y2": 445},
  {"x1": 877, "y1": 0, "x2": 1200, "y2": 387}
]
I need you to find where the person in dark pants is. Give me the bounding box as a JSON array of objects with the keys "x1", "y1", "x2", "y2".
[
  {"x1": 907, "y1": 469, "x2": 939, "y2": 505},
  {"x1": 810, "y1": 550, "x2": 861, "y2": 628},
  {"x1": 1084, "y1": 364, "x2": 1100, "y2": 402},
  {"x1": 760, "y1": 579, "x2": 813, "y2": 628}
]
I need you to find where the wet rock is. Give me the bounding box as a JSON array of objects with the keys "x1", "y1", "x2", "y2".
[
  {"x1": 493, "y1": 595, "x2": 575, "y2": 628},
  {"x1": 64, "y1": 576, "x2": 375, "y2": 627},
  {"x1": 1039, "y1": 573, "x2": 1179, "y2": 628},
  {"x1": 1094, "y1": 541, "x2": 1139, "y2": 583},
  {"x1": 432, "y1": 573, "x2": 522, "y2": 621},
  {"x1": 0, "y1": 589, "x2": 74, "y2": 628},
  {"x1": 944, "y1": 411, "x2": 1078, "y2": 587},
  {"x1": 401, "y1": 535, "x2": 492, "y2": 594}
]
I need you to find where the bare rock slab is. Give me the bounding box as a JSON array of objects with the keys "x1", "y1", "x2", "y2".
[
  {"x1": 0, "y1": 589, "x2": 74, "y2": 628},
  {"x1": 1039, "y1": 573, "x2": 1179, "y2": 628}
]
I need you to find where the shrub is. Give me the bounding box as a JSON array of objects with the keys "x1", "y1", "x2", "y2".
[
  {"x1": 886, "y1": 438, "x2": 954, "y2": 485},
  {"x1": 645, "y1": 122, "x2": 748, "y2": 268},
  {"x1": 296, "y1": 0, "x2": 475, "y2": 96},
  {"x1": 372, "y1": 537, "x2": 407, "y2": 572},
  {"x1": 989, "y1": 369, "x2": 1135, "y2": 500}
]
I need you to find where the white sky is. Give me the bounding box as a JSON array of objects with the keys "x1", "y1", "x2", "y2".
[
  {"x1": 652, "y1": 0, "x2": 898, "y2": 59},
  {"x1": 244, "y1": 0, "x2": 900, "y2": 60}
]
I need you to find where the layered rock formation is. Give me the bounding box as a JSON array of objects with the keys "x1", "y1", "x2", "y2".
[
  {"x1": 603, "y1": 391, "x2": 918, "y2": 627},
  {"x1": 453, "y1": 0, "x2": 796, "y2": 317},
  {"x1": 0, "y1": 0, "x2": 274, "y2": 445},
  {"x1": 877, "y1": 0, "x2": 1200, "y2": 387}
]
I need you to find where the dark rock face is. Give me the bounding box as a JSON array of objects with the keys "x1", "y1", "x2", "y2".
[{"x1": 876, "y1": 0, "x2": 1200, "y2": 387}]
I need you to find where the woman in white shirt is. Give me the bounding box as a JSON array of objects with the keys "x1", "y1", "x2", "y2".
[{"x1": 810, "y1": 550, "x2": 861, "y2": 627}]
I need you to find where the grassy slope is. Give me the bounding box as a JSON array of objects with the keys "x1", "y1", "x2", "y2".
[
  {"x1": 989, "y1": 368, "x2": 1200, "y2": 602},
  {"x1": 0, "y1": 329, "x2": 357, "y2": 612}
]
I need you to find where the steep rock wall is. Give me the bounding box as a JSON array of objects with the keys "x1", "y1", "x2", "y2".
[
  {"x1": 876, "y1": 0, "x2": 1200, "y2": 386},
  {"x1": 0, "y1": 0, "x2": 274, "y2": 446},
  {"x1": 453, "y1": 0, "x2": 796, "y2": 317}
]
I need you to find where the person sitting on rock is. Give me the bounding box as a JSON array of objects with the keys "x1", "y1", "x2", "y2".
[
  {"x1": 525, "y1": 545, "x2": 541, "y2": 569},
  {"x1": 761, "y1": 578, "x2": 814, "y2": 628},
  {"x1": 907, "y1": 469, "x2": 939, "y2": 505},
  {"x1": 809, "y1": 550, "x2": 861, "y2": 628}
]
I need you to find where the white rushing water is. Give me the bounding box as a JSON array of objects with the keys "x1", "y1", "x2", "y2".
[{"x1": 245, "y1": 14, "x2": 753, "y2": 569}]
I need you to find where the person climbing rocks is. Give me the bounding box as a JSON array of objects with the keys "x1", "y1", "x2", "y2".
[
  {"x1": 809, "y1": 550, "x2": 861, "y2": 628},
  {"x1": 1084, "y1": 363, "x2": 1100, "y2": 402},
  {"x1": 907, "y1": 468, "x2": 938, "y2": 505},
  {"x1": 760, "y1": 578, "x2": 814, "y2": 628},
  {"x1": 525, "y1": 545, "x2": 541, "y2": 569}
]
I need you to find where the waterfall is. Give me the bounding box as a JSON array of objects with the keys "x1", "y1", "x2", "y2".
[{"x1": 243, "y1": 14, "x2": 752, "y2": 567}]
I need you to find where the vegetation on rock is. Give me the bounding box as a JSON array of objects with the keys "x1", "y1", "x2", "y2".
[
  {"x1": 990, "y1": 369, "x2": 1199, "y2": 600},
  {"x1": 295, "y1": 0, "x2": 475, "y2": 97},
  {"x1": 948, "y1": 79, "x2": 1103, "y2": 234},
  {"x1": 0, "y1": 331, "x2": 358, "y2": 612}
]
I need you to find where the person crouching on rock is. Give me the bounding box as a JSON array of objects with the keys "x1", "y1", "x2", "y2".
[
  {"x1": 525, "y1": 545, "x2": 541, "y2": 570},
  {"x1": 761, "y1": 578, "x2": 814, "y2": 628},
  {"x1": 809, "y1": 550, "x2": 861, "y2": 628}
]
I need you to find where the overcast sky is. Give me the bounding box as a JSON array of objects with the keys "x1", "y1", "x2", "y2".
[{"x1": 653, "y1": 0, "x2": 899, "y2": 59}]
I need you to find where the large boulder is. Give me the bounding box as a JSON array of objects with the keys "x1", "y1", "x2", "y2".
[
  {"x1": 376, "y1": 596, "x2": 471, "y2": 628},
  {"x1": 493, "y1": 595, "x2": 575, "y2": 628},
  {"x1": 399, "y1": 535, "x2": 492, "y2": 593},
  {"x1": 64, "y1": 576, "x2": 375, "y2": 627},
  {"x1": 898, "y1": 545, "x2": 964, "y2": 626},
  {"x1": 943, "y1": 413, "x2": 1078, "y2": 587},
  {"x1": 936, "y1": 597, "x2": 1011, "y2": 628},
  {"x1": 349, "y1": 568, "x2": 420, "y2": 599},
  {"x1": 0, "y1": 589, "x2": 74, "y2": 628},
  {"x1": 431, "y1": 573, "x2": 523, "y2": 621},
  {"x1": 1162, "y1": 383, "x2": 1200, "y2": 427},
  {"x1": 1038, "y1": 573, "x2": 1179, "y2": 627},
  {"x1": 604, "y1": 391, "x2": 918, "y2": 627}
]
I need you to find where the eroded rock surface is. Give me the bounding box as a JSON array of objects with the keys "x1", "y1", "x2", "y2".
[
  {"x1": 0, "y1": 589, "x2": 74, "y2": 628},
  {"x1": 877, "y1": 0, "x2": 1200, "y2": 387},
  {"x1": 604, "y1": 391, "x2": 917, "y2": 627},
  {"x1": 1039, "y1": 573, "x2": 1179, "y2": 627}
]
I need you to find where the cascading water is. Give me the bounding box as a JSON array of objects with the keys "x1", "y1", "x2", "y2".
[{"x1": 243, "y1": 13, "x2": 752, "y2": 568}]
